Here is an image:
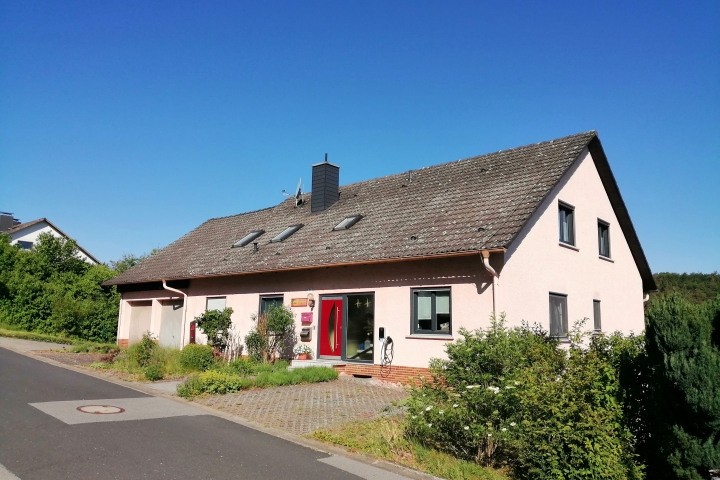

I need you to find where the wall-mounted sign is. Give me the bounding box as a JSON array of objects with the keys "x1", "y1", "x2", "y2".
[
  {"x1": 291, "y1": 298, "x2": 308, "y2": 307},
  {"x1": 301, "y1": 312, "x2": 313, "y2": 324}
]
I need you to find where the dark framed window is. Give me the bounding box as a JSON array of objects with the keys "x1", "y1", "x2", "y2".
[
  {"x1": 260, "y1": 295, "x2": 284, "y2": 314},
  {"x1": 16, "y1": 240, "x2": 33, "y2": 249},
  {"x1": 558, "y1": 202, "x2": 575, "y2": 246},
  {"x1": 549, "y1": 293, "x2": 568, "y2": 338},
  {"x1": 233, "y1": 230, "x2": 264, "y2": 248},
  {"x1": 270, "y1": 225, "x2": 303, "y2": 243},
  {"x1": 593, "y1": 300, "x2": 601, "y2": 332},
  {"x1": 411, "y1": 288, "x2": 451, "y2": 334},
  {"x1": 598, "y1": 220, "x2": 610, "y2": 257}
]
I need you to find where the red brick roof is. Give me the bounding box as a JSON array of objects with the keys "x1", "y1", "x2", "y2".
[{"x1": 104, "y1": 131, "x2": 655, "y2": 291}]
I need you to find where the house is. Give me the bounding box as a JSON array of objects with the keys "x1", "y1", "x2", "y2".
[
  {"x1": 0, "y1": 214, "x2": 100, "y2": 265},
  {"x1": 104, "y1": 131, "x2": 656, "y2": 382}
]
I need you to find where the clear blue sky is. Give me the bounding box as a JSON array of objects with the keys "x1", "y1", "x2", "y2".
[{"x1": 1, "y1": 1, "x2": 718, "y2": 273}]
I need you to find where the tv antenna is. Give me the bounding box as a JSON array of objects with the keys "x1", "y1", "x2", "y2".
[{"x1": 282, "y1": 178, "x2": 303, "y2": 207}]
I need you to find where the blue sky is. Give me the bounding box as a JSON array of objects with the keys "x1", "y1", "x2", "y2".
[{"x1": 1, "y1": 1, "x2": 718, "y2": 273}]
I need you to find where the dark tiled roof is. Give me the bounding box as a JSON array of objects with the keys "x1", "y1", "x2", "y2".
[{"x1": 104, "y1": 131, "x2": 655, "y2": 291}]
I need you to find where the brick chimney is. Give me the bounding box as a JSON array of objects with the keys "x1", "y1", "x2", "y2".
[{"x1": 311, "y1": 154, "x2": 339, "y2": 212}]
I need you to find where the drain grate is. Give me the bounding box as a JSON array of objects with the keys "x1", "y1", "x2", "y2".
[{"x1": 76, "y1": 405, "x2": 125, "y2": 415}]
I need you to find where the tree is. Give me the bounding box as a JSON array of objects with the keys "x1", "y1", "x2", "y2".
[
  {"x1": 194, "y1": 308, "x2": 234, "y2": 352},
  {"x1": 644, "y1": 293, "x2": 720, "y2": 479}
]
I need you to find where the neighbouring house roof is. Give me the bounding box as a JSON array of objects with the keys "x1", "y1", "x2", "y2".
[
  {"x1": 104, "y1": 131, "x2": 656, "y2": 292},
  {"x1": 8, "y1": 218, "x2": 101, "y2": 264}
]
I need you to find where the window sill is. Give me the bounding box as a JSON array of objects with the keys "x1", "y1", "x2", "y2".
[
  {"x1": 406, "y1": 334, "x2": 454, "y2": 340},
  {"x1": 559, "y1": 242, "x2": 579, "y2": 252},
  {"x1": 599, "y1": 255, "x2": 614, "y2": 263},
  {"x1": 552, "y1": 336, "x2": 571, "y2": 343}
]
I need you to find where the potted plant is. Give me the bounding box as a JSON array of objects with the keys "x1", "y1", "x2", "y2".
[{"x1": 293, "y1": 344, "x2": 313, "y2": 360}]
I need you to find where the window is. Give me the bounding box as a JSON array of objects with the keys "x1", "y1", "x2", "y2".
[
  {"x1": 270, "y1": 225, "x2": 303, "y2": 243},
  {"x1": 558, "y1": 202, "x2": 575, "y2": 245},
  {"x1": 598, "y1": 220, "x2": 610, "y2": 257},
  {"x1": 17, "y1": 241, "x2": 33, "y2": 250},
  {"x1": 412, "y1": 288, "x2": 451, "y2": 334},
  {"x1": 206, "y1": 297, "x2": 226, "y2": 311},
  {"x1": 593, "y1": 300, "x2": 601, "y2": 332},
  {"x1": 549, "y1": 293, "x2": 568, "y2": 338},
  {"x1": 333, "y1": 215, "x2": 362, "y2": 231},
  {"x1": 233, "y1": 230, "x2": 264, "y2": 248},
  {"x1": 260, "y1": 295, "x2": 284, "y2": 314}
]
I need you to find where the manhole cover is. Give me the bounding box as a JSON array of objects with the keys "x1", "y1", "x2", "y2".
[{"x1": 76, "y1": 405, "x2": 125, "y2": 414}]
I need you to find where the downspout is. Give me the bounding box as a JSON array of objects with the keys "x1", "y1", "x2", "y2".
[
  {"x1": 643, "y1": 293, "x2": 650, "y2": 304},
  {"x1": 162, "y1": 280, "x2": 189, "y2": 347},
  {"x1": 481, "y1": 250, "x2": 499, "y2": 314}
]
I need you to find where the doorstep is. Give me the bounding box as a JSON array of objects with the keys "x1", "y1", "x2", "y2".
[{"x1": 288, "y1": 359, "x2": 347, "y2": 370}]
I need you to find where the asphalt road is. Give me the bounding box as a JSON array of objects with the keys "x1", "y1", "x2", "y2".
[{"x1": 0, "y1": 347, "x2": 403, "y2": 480}]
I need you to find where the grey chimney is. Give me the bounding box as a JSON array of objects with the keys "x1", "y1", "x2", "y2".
[
  {"x1": 0, "y1": 212, "x2": 16, "y2": 233},
  {"x1": 311, "y1": 154, "x2": 339, "y2": 212}
]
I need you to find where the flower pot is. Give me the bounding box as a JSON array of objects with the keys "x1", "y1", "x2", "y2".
[{"x1": 297, "y1": 354, "x2": 309, "y2": 360}]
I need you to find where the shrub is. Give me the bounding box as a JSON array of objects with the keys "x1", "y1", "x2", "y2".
[
  {"x1": 406, "y1": 314, "x2": 643, "y2": 479},
  {"x1": 144, "y1": 363, "x2": 164, "y2": 381},
  {"x1": 180, "y1": 344, "x2": 215, "y2": 371},
  {"x1": 245, "y1": 304, "x2": 296, "y2": 362},
  {"x1": 128, "y1": 333, "x2": 156, "y2": 367},
  {"x1": 226, "y1": 357, "x2": 257, "y2": 376},
  {"x1": 194, "y1": 308, "x2": 233, "y2": 351},
  {"x1": 177, "y1": 371, "x2": 252, "y2": 397}
]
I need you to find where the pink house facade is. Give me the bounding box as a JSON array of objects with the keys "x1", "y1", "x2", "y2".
[{"x1": 106, "y1": 132, "x2": 655, "y2": 383}]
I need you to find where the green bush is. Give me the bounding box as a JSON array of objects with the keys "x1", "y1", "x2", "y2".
[
  {"x1": 144, "y1": 363, "x2": 164, "y2": 381},
  {"x1": 406, "y1": 314, "x2": 643, "y2": 479},
  {"x1": 194, "y1": 308, "x2": 233, "y2": 351},
  {"x1": 180, "y1": 344, "x2": 215, "y2": 371},
  {"x1": 245, "y1": 304, "x2": 296, "y2": 362},
  {"x1": 127, "y1": 333, "x2": 156, "y2": 368}
]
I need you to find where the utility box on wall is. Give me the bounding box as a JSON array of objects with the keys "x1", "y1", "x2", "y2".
[{"x1": 300, "y1": 327, "x2": 312, "y2": 341}]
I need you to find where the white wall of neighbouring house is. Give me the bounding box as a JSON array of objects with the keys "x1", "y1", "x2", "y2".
[
  {"x1": 500, "y1": 147, "x2": 645, "y2": 336},
  {"x1": 117, "y1": 254, "x2": 497, "y2": 368},
  {"x1": 9, "y1": 221, "x2": 98, "y2": 264}
]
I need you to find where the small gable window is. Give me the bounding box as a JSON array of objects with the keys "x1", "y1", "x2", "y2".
[
  {"x1": 333, "y1": 215, "x2": 362, "y2": 231},
  {"x1": 598, "y1": 220, "x2": 610, "y2": 258},
  {"x1": 232, "y1": 230, "x2": 264, "y2": 248},
  {"x1": 270, "y1": 224, "x2": 303, "y2": 243},
  {"x1": 558, "y1": 202, "x2": 575, "y2": 246}
]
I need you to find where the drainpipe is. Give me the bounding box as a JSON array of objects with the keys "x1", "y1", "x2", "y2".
[
  {"x1": 481, "y1": 250, "x2": 499, "y2": 314},
  {"x1": 162, "y1": 280, "x2": 188, "y2": 347}
]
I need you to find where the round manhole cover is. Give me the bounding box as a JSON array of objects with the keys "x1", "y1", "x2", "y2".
[{"x1": 76, "y1": 405, "x2": 125, "y2": 415}]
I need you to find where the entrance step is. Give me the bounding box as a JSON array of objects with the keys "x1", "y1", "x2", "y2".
[{"x1": 289, "y1": 359, "x2": 347, "y2": 370}]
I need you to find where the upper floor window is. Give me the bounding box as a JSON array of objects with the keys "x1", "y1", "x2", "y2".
[
  {"x1": 598, "y1": 220, "x2": 610, "y2": 257},
  {"x1": 270, "y1": 225, "x2": 303, "y2": 243},
  {"x1": 549, "y1": 293, "x2": 568, "y2": 338},
  {"x1": 558, "y1": 202, "x2": 575, "y2": 246},
  {"x1": 412, "y1": 288, "x2": 451, "y2": 334},
  {"x1": 206, "y1": 297, "x2": 227, "y2": 311}
]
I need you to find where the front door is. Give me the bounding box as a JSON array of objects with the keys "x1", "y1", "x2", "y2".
[{"x1": 319, "y1": 297, "x2": 343, "y2": 358}]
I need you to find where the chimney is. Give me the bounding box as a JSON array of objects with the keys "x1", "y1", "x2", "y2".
[
  {"x1": 311, "y1": 154, "x2": 339, "y2": 212},
  {"x1": 0, "y1": 212, "x2": 16, "y2": 233}
]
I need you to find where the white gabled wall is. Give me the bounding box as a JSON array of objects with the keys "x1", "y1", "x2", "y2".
[
  {"x1": 10, "y1": 221, "x2": 98, "y2": 264},
  {"x1": 500, "y1": 147, "x2": 645, "y2": 335}
]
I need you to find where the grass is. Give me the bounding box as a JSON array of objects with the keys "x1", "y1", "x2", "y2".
[
  {"x1": 310, "y1": 417, "x2": 508, "y2": 480},
  {"x1": 177, "y1": 365, "x2": 339, "y2": 397},
  {"x1": 0, "y1": 323, "x2": 80, "y2": 345},
  {"x1": 110, "y1": 345, "x2": 193, "y2": 379}
]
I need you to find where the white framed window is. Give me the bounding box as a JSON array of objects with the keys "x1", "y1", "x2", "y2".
[{"x1": 206, "y1": 297, "x2": 227, "y2": 311}]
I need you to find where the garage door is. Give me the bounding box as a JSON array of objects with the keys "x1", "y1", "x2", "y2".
[
  {"x1": 159, "y1": 299, "x2": 184, "y2": 349},
  {"x1": 128, "y1": 301, "x2": 152, "y2": 345}
]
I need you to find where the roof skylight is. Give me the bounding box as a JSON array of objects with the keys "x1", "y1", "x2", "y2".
[
  {"x1": 232, "y1": 230, "x2": 264, "y2": 248},
  {"x1": 270, "y1": 224, "x2": 303, "y2": 243},
  {"x1": 333, "y1": 215, "x2": 363, "y2": 231}
]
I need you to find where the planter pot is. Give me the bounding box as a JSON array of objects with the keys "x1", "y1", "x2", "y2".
[{"x1": 297, "y1": 354, "x2": 309, "y2": 360}]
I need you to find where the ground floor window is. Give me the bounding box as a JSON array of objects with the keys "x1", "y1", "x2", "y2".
[
  {"x1": 593, "y1": 300, "x2": 601, "y2": 332},
  {"x1": 549, "y1": 293, "x2": 568, "y2": 338},
  {"x1": 206, "y1": 296, "x2": 226, "y2": 311},
  {"x1": 411, "y1": 288, "x2": 451, "y2": 334},
  {"x1": 259, "y1": 295, "x2": 283, "y2": 314}
]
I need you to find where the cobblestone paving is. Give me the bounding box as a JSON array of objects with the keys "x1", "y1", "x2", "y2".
[{"x1": 194, "y1": 376, "x2": 409, "y2": 436}]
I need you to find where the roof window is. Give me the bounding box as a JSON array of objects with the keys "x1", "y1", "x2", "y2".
[
  {"x1": 333, "y1": 215, "x2": 363, "y2": 231},
  {"x1": 270, "y1": 224, "x2": 303, "y2": 243},
  {"x1": 232, "y1": 230, "x2": 264, "y2": 248}
]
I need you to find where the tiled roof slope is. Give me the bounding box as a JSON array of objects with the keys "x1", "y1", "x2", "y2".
[{"x1": 104, "y1": 131, "x2": 654, "y2": 291}]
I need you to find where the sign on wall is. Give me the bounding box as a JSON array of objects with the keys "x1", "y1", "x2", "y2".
[{"x1": 291, "y1": 298, "x2": 308, "y2": 307}]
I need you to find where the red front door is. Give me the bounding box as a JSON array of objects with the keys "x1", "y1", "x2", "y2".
[{"x1": 319, "y1": 298, "x2": 343, "y2": 358}]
